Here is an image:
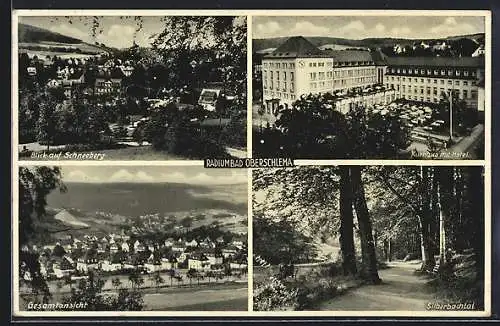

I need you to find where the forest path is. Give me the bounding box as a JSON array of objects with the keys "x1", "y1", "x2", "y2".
[{"x1": 315, "y1": 261, "x2": 436, "y2": 311}]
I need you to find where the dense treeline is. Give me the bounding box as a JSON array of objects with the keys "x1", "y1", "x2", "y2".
[{"x1": 253, "y1": 165, "x2": 485, "y2": 305}]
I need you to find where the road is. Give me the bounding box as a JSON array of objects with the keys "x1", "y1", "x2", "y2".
[
  {"x1": 20, "y1": 282, "x2": 248, "y2": 311},
  {"x1": 143, "y1": 284, "x2": 248, "y2": 310},
  {"x1": 20, "y1": 271, "x2": 247, "y2": 295},
  {"x1": 315, "y1": 261, "x2": 434, "y2": 311}
]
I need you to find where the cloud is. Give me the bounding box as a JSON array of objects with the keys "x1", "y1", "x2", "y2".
[
  {"x1": 64, "y1": 170, "x2": 100, "y2": 183},
  {"x1": 160, "y1": 171, "x2": 247, "y2": 185},
  {"x1": 289, "y1": 21, "x2": 331, "y2": 37},
  {"x1": 429, "y1": 17, "x2": 477, "y2": 37},
  {"x1": 390, "y1": 26, "x2": 412, "y2": 37},
  {"x1": 96, "y1": 24, "x2": 136, "y2": 48},
  {"x1": 49, "y1": 23, "x2": 88, "y2": 42},
  {"x1": 254, "y1": 21, "x2": 282, "y2": 38},
  {"x1": 108, "y1": 169, "x2": 155, "y2": 183},
  {"x1": 375, "y1": 23, "x2": 386, "y2": 33}
]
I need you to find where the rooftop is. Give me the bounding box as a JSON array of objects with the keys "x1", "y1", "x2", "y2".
[
  {"x1": 385, "y1": 56, "x2": 484, "y2": 68},
  {"x1": 265, "y1": 36, "x2": 323, "y2": 58}
]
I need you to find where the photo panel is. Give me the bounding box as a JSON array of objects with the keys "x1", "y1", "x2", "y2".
[
  {"x1": 252, "y1": 165, "x2": 489, "y2": 316},
  {"x1": 15, "y1": 14, "x2": 248, "y2": 161},
  {"x1": 251, "y1": 14, "x2": 488, "y2": 160},
  {"x1": 15, "y1": 165, "x2": 248, "y2": 314}
]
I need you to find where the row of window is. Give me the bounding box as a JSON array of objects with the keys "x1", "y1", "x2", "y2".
[
  {"x1": 309, "y1": 71, "x2": 334, "y2": 80},
  {"x1": 308, "y1": 61, "x2": 332, "y2": 68},
  {"x1": 263, "y1": 70, "x2": 295, "y2": 81},
  {"x1": 309, "y1": 81, "x2": 334, "y2": 89},
  {"x1": 334, "y1": 68, "x2": 376, "y2": 78},
  {"x1": 263, "y1": 80, "x2": 295, "y2": 92},
  {"x1": 387, "y1": 76, "x2": 473, "y2": 87},
  {"x1": 263, "y1": 62, "x2": 296, "y2": 69},
  {"x1": 387, "y1": 83, "x2": 477, "y2": 99},
  {"x1": 263, "y1": 90, "x2": 297, "y2": 101},
  {"x1": 388, "y1": 67, "x2": 477, "y2": 78}
]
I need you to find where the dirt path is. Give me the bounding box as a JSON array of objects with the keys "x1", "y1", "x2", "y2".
[{"x1": 315, "y1": 261, "x2": 435, "y2": 311}]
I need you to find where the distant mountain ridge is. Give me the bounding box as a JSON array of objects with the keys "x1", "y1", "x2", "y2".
[
  {"x1": 252, "y1": 33, "x2": 485, "y2": 53},
  {"x1": 18, "y1": 23, "x2": 114, "y2": 54}
]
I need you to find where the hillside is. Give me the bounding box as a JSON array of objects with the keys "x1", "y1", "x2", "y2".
[
  {"x1": 18, "y1": 23, "x2": 112, "y2": 55},
  {"x1": 252, "y1": 33, "x2": 485, "y2": 53},
  {"x1": 19, "y1": 23, "x2": 82, "y2": 44},
  {"x1": 35, "y1": 181, "x2": 248, "y2": 241}
]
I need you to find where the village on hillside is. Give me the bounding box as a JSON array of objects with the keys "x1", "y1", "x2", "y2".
[{"x1": 18, "y1": 16, "x2": 247, "y2": 160}]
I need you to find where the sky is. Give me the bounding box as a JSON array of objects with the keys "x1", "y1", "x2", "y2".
[
  {"x1": 19, "y1": 16, "x2": 165, "y2": 48},
  {"x1": 253, "y1": 16, "x2": 485, "y2": 40},
  {"x1": 57, "y1": 166, "x2": 248, "y2": 185}
]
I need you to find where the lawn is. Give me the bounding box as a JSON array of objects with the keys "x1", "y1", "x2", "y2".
[{"x1": 98, "y1": 146, "x2": 187, "y2": 160}]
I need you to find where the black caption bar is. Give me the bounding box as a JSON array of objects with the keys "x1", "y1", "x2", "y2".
[{"x1": 204, "y1": 158, "x2": 295, "y2": 168}]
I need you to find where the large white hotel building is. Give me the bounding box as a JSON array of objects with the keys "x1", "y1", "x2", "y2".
[{"x1": 261, "y1": 36, "x2": 485, "y2": 116}]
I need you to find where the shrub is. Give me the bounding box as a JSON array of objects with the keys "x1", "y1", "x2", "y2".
[{"x1": 253, "y1": 277, "x2": 299, "y2": 311}]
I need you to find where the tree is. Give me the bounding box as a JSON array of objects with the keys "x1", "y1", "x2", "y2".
[
  {"x1": 187, "y1": 268, "x2": 197, "y2": 287},
  {"x1": 19, "y1": 167, "x2": 66, "y2": 303},
  {"x1": 261, "y1": 93, "x2": 410, "y2": 159},
  {"x1": 350, "y1": 166, "x2": 381, "y2": 284},
  {"x1": 128, "y1": 269, "x2": 144, "y2": 289},
  {"x1": 339, "y1": 166, "x2": 357, "y2": 276},
  {"x1": 151, "y1": 271, "x2": 164, "y2": 292},
  {"x1": 112, "y1": 277, "x2": 122, "y2": 292},
  {"x1": 36, "y1": 91, "x2": 58, "y2": 150},
  {"x1": 63, "y1": 271, "x2": 144, "y2": 311}
]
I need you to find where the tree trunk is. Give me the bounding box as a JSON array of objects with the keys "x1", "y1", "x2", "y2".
[
  {"x1": 419, "y1": 166, "x2": 435, "y2": 271},
  {"x1": 339, "y1": 166, "x2": 357, "y2": 276},
  {"x1": 437, "y1": 174, "x2": 447, "y2": 265},
  {"x1": 350, "y1": 166, "x2": 381, "y2": 284}
]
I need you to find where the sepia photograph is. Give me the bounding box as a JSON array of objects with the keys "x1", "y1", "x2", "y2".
[
  {"x1": 252, "y1": 15, "x2": 486, "y2": 159},
  {"x1": 16, "y1": 166, "x2": 248, "y2": 312},
  {"x1": 15, "y1": 15, "x2": 247, "y2": 161},
  {"x1": 252, "y1": 166, "x2": 487, "y2": 313}
]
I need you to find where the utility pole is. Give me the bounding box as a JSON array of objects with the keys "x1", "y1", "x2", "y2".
[{"x1": 449, "y1": 89, "x2": 453, "y2": 143}]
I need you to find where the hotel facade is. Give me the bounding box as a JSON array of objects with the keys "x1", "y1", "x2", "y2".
[{"x1": 260, "y1": 36, "x2": 485, "y2": 116}]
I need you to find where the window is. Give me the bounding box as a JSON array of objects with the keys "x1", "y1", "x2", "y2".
[
  {"x1": 464, "y1": 70, "x2": 469, "y2": 77},
  {"x1": 463, "y1": 90, "x2": 468, "y2": 98},
  {"x1": 403, "y1": 69, "x2": 407, "y2": 73},
  {"x1": 409, "y1": 69, "x2": 413, "y2": 74},
  {"x1": 420, "y1": 78, "x2": 424, "y2": 83},
  {"x1": 420, "y1": 69, "x2": 425, "y2": 74},
  {"x1": 309, "y1": 63, "x2": 313, "y2": 67},
  {"x1": 291, "y1": 72, "x2": 294, "y2": 80},
  {"x1": 276, "y1": 72, "x2": 280, "y2": 80},
  {"x1": 433, "y1": 87, "x2": 437, "y2": 95},
  {"x1": 471, "y1": 90, "x2": 477, "y2": 99},
  {"x1": 448, "y1": 80, "x2": 452, "y2": 85},
  {"x1": 440, "y1": 80, "x2": 444, "y2": 85},
  {"x1": 397, "y1": 68, "x2": 401, "y2": 73},
  {"x1": 276, "y1": 63, "x2": 280, "y2": 69},
  {"x1": 456, "y1": 70, "x2": 461, "y2": 76},
  {"x1": 441, "y1": 70, "x2": 445, "y2": 76},
  {"x1": 463, "y1": 81, "x2": 468, "y2": 86},
  {"x1": 283, "y1": 72, "x2": 287, "y2": 80},
  {"x1": 313, "y1": 62, "x2": 317, "y2": 67},
  {"x1": 434, "y1": 79, "x2": 437, "y2": 84},
  {"x1": 427, "y1": 70, "x2": 431, "y2": 75},
  {"x1": 455, "y1": 80, "x2": 460, "y2": 86},
  {"x1": 448, "y1": 69, "x2": 453, "y2": 76}
]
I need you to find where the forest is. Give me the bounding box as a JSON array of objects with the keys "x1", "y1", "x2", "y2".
[{"x1": 253, "y1": 165, "x2": 485, "y2": 311}]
